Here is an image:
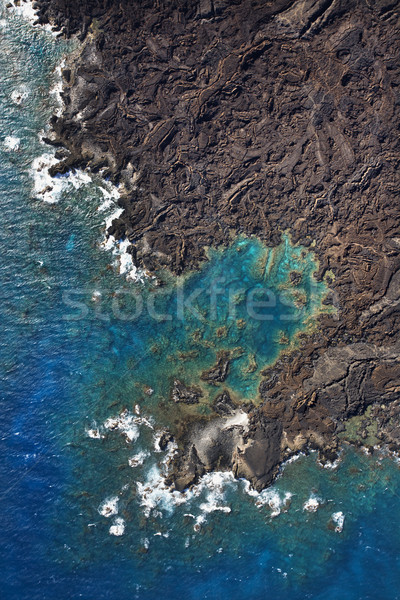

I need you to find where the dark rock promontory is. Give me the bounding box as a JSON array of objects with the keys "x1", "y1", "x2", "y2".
[{"x1": 24, "y1": 0, "x2": 400, "y2": 489}]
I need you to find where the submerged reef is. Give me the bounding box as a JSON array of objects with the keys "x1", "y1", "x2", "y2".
[{"x1": 20, "y1": 0, "x2": 400, "y2": 490}]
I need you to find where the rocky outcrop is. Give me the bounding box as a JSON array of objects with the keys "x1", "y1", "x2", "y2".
[
  {"x1": 212, "y1": 391, "x2": 236, "y2": 416},
  {"x1": 22, "y1": 0, "x2": 400, "y2": 489},
  {"x1": 232, "y1": 413, "x2": 283, "y2": 491},
  {"x1": 201, "y1": 351, "x2": 230, "y2": 384},
  {"x1": 171, "y1": 379, "x2": 202, "y2": 404}
]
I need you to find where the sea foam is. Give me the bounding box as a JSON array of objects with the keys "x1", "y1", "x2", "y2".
[
  {"x1": 103, "y1": 409, "x2": 154, "y2": 444},
  {"x1": 243, "y1": 480, "x2": 292, "y2": 517},
  {"x1": 98, "y1": 496, "x2": 119, "y2": 518},
  {"x1": 3, "y1": 136, "x2": 20, "y2": 151},
  {"x1": 303, "y1": 494, "x2": 322, "y2": 512},
  {"x1": 331, "y1": 511, "x2": 345, "y2": 533},
  {"x1": 85, "y1": 421, "x2": 104, "y2": 439},
  {"x1": 31, "y1": 153, "x2": 91, "y2": 203},
  {"x1": 109, "y1": 517, "x2": 125, "y2": 536},
  {"x1": 11, "y1": 85, "x2": 29, "y2": 105},
  {"x1": 7, "y1": 0, "x2": 59, "y2": 35},
  {"x1": 129, "y1": 450, "x2": 150, "y2": 468}
]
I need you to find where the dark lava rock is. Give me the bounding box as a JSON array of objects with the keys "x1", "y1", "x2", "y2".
[
  {"x1": 289, "y1": 271, "x2": 302, "y2": 285},
  {"x1": 166, "y1": 445, "x2": 205, "y2": 492},
  {"x1": 171, "y1": 379, "x2": 202, "y2": 404},
  {"x1": 201, "y1": 351, "x2": 230, "y2": 384},
  {"x1": 234, "y1": 413, "x2": 283, "y2": 491},
  {"x1": 158, "y1": 432, "x2": 174, "y2": 451},
  {"x1": 212, "y1": 390, "x2": 236, "y2": 416},
  {"x1": 30, "y1": 0, "x2": 400, "y2": 490}
]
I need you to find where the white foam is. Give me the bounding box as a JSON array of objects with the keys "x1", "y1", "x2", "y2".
[
  {"x1": 85, "y1": 422, "x2": 104, "y2": 439},
  {"x1": 50, "y1": 62, "x2": 65, "y2": 117},
  {"x1": 331, "y1": 511, "x2": 345, "y2": 533},
  {"x1": 103, "y1": 409, "x2": 154, "y2": 444},
  {"x1": 137, "y1": 463, "x2": 188, "y2": 518},
  {"x1": 11, "y1": 85, "x2": 29, "y2": 105},
  {"x1": 129, "y1": 451, "x2": 150, "y2": 468},
  {"x1": 99, "y1": 187, "x2": 149, "y2": 283},
  {"x1": 303, "y1": 494, "x2": 322, "y2": 512},
  {"x1": 104, "y1": 412, "x2": 140, "y2": 444},
  {"x1": 153, "y1": 431, "x2": 167, "y2": 452},
  {"x1": 31, "y1": 153, "x2": 61, "y2": 203},
  {"x1": 281, "y1": 452, "x2": 304, "y2": 467},
  {"x1": 142, "y1": 537, "x2": 150, "y2": 550},
  {"x1": 317, "y1": 453, "x2": 342, "y2": 470},
  {"x1": 243, "y1": 481, "x2": 292, "y2": 517},
  {"x1": 31, "y1": 153, "x2": 93, "y2": 203},
  {"x1": 8, "y1": 0, "x2": 37, "y2": 23},
  {"x1": 3, "y1": 136, "x2": 20, "y2": 151},
  {"x1": 98, "y1": 496, "x2": 119, "y2": 518},
  {"x1": 109, "y1": 517, "x2": 125, "y2": 536},
  {"x1": 97, "y1": 197, "x2": 115, "y2": 213},
  {"x1": 91, "y1": 290, "x2": 102, "y2": 302},
  {"x1": 96, "y1": 184, "x2": 120, "y2": 212},
  {"x1": 7, "y1": 0, "x2": 58, "y2": 35},
  {"x1": 193, "y1": 514, "x2": 206, "y2": 533},
  {"x1": 136, "y1": 440, "x2": 185, "y2": 516},
  {"x1": 197, "y1": 472, "x2": 234, "y2": 516},
  {"x1": 137, "y1": 457, "x2": 235, "y2": 523},
  {"x1": 104, "y1": 208, "x2": 123, "y2": 232},
  {"x1": 98, "y1": 183, "x2": 121, "y2": 203},
  {"x1": 153, "y1": 531, "x2": 169, "y2": 538},
  {"x1": 101, "y1": 234, "x2": 147, "y2": 283}
]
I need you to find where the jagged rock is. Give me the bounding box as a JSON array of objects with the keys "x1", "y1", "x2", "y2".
[
  {"x1": 233, "y1": 413, "x2": 283, "y2": 491},
  {"x1": 212, "y1": 391, "x2": 236, "y2": 416},
  {"x1": 158, "y1": 432, "x2": 174, "y2": 451},
  {"x1": 289, "y1": 271, "x2": 302, "y2": 285},
  {"x1": 166, "y1": 445, "x2": 205, "y2": 491},
  {"x1": 201, "y1": 351, "x2": 230, "y2": 384},
  {"x1": 171, "y1": 379, "x2": 202, "y2": 404},
  {"x1": 31, "y1": 0, "x2": 400, "y2": 491}
]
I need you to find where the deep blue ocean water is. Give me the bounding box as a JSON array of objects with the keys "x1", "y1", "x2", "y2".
[{"x1": 1, "y1": 6, "x2": 400, "y2": 599}]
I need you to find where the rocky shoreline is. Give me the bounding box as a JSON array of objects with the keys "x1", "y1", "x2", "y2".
[{"x1": 17, "y1": 0, "x2": 400, "y2": 490}]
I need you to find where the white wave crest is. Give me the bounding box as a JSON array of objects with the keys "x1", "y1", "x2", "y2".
[
  {"x1": 129, "y1": 451, "x2": 150, "y2": 468},
  {"x1": 11, "y1": 85, "x2": 29, "y2": 105},
  {"x1": 331, "y1": 511, "x2": 345, "y2": 533},
  {"x1": 303, "y1": 494, "x2": 322, "y2": 512},
  {"x1": 243, "y1": 481, "x2": 292, "y2": 517},
  {"x1": 85, "y1": 421, "x2": 104, "y2": 439},
  {"x1": 101, "y1": 234, "x2": 147, "y2": 283},
  {"x1": 98, "y1": 496, "x2": 119, "y2": 518},
  {"x1": 318, "y1": 456, "x2": 342, "y2": 470},
  {"x1": 97, "y1": 185, "x2": 121, "y2": 212},
  {"x1": 31, "y1": 153, "x2": 92, "y2": 203},
  {"x1": 197, "y1": 472, "x2": 234, "y2": 516},
  {"x1": 8, "y1": 0, "x2": 37, "y2": 23},
  {"x1": 137, "y1": 464, "x2": 189, "y2": 518},
  {"x1": 50, "y1": 61, "x2": 66, "y2": 117},
  {"x1": 3, "y1": 136, "x2": 20, "y2": 151},
  {"x1": 103, "y1": 409, "x2": 154, "y2": 444},
  {"x1": 7, "y1": 0, "x2": 59, "y2": 35},
  {"x1": 109, "y1": 517, "x2": 125, "y2": 536}
]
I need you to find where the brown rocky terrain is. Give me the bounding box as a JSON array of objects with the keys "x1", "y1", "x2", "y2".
[{"x1": 19, "y1": 0, "x2": 400, "y2": 490}]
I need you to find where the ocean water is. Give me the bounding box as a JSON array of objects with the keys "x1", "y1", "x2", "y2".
[{"x1": 1, "y1": 6, "x2": 400, "y2": 599}]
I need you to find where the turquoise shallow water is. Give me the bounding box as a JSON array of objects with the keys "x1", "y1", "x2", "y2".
[{"x1": 1, "y1": 6, "x2": 400, "y2": 600}]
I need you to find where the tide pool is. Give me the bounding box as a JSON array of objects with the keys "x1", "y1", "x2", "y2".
[{"x1": 1, "y1": 5, "x2": 400, "y2": 600}]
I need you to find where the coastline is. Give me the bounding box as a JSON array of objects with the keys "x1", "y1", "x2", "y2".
[{"x1": 9, "y1": 0, "x2": 400, "y2": 492}]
